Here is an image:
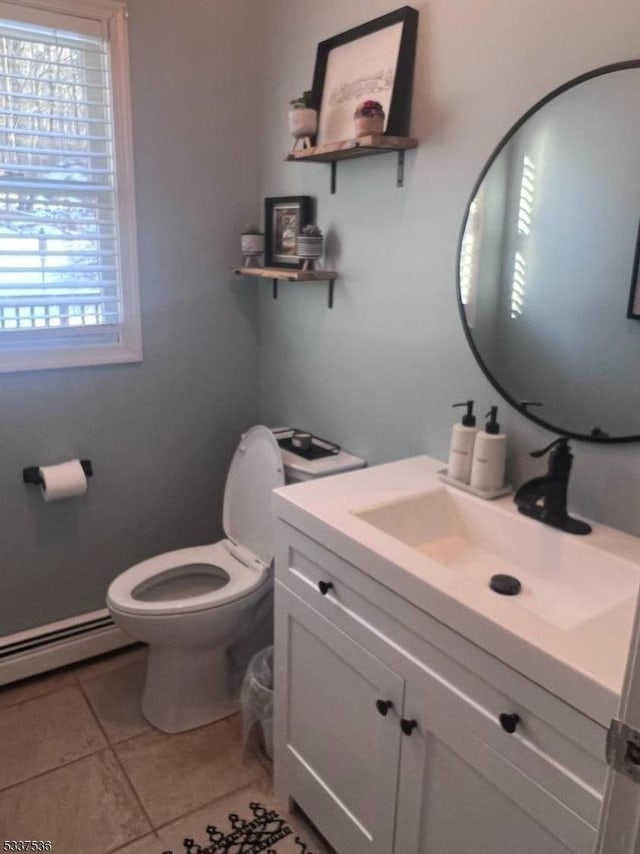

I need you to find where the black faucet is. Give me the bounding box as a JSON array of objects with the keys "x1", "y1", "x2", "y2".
[{"x1": 514, "y1": 437, "x2": 591, "y2": 535}]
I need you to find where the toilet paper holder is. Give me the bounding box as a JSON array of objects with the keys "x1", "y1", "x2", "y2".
[{"x1": 23, "y1": 459, "x2": 93, "y2": 486}]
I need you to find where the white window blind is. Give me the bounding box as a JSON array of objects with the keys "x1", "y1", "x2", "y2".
[
  {"x1": 509, "y1": 155, "x2": 536, "y2": 319},
  {"x1": 460, "y1": 198, "x2": 479, "y2": 306},
  {"x1": 459, "y1": 191, "x2": 482, "y2": 329},
  {"x1": 0, "y1": 0, "x2": 141, "y2": 372}
]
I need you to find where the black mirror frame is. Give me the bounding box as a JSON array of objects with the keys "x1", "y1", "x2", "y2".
[{"x1": 456, "y1": 59, "x2": 640, "y2": 445}]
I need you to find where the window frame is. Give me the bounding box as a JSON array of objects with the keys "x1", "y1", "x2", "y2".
[{"x1": 0, "y1": 0, "x2": 141, "y2": 373}]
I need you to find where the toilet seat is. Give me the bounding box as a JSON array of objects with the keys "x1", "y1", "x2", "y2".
[
  {"x1": 107, "y1": 427, "x2": 284, "y2": 619},
  {"x1": 107, "y1": 540, "x2": 269, "y2": 617}
]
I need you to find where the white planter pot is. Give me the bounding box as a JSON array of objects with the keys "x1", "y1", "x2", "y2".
[
  {"x1": 354, "y1": 115, "x2": 385, "y2": 137},
  {"x1": 288, "y1": 108, "x2": 317, "y2": 139},
  {"x1": 241, "y1": 233, "x2": 264, "y2": 266},
  {"x1": 296, "y1": 235, "x2": 323, "y2": 269},
  {"x1": 296, "y1": 235, "x2": 323, "y2": 258}
]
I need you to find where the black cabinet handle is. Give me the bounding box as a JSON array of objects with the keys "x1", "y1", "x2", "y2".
[
  {"x1": 376, "y1": 699, "x2": 393, "y2": 716},
  {"x1": 499, "y1": 713, "x2": 520, "y2": 734},
  {"x1": 318, "y1": 580, "x2": 334, "y2": 596},
  {"x1": 400, "y1": 718, "x2": 417, "y2": 736}
]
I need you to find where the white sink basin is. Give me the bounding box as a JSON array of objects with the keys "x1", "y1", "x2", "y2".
[{"x1": 353, "y1": 487, "x2": 640, "y2": 629}]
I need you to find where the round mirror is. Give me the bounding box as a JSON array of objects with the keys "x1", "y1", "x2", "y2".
[{"x1": 458, "y1": 61, "x2": 640, "y2": 443}]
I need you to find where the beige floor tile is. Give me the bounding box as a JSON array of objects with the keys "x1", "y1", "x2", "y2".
[
  {"x1": 227, "y1": 710, "x2": 243, "y2": 737},
  {"x1": 156, "y1": 782, "x2": 332, "y2": 854},
  {"x1": 115, "y1": 716, "x2": 266, "y2": 828},
  {"x1": 0, "y1": 685, "x2": 106, "y2": 789},
  {"x1": 82, "y1": 655, "x2": 151, "y2": 744},
  {"x1": 109, "y1": 832, "x2": 162, "y2": 853},
  {"x1": 0, "y1": 666, "x2": 77, "y2": 710},
  {"x1": 76, "y1": 644, "x2": 146, "y2": 683},
  {"x1": 0, "y1": 749, "x2": 151, "y2": 854}
]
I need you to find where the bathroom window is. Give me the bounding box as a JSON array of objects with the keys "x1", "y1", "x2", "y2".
[{"x1": 0, "y1": 0, "x2": 141, "y2": 372}]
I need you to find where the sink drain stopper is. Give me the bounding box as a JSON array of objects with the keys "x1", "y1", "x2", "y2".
[{"x1": 489, "y1": 574, "x2": 522, "y2": 596}]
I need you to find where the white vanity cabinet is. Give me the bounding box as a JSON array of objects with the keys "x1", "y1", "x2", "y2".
[
  {"x1": 275, "y1": 583, "x2": 402, "y2": 854},
  {"x1": 273, "y1": 519, "x2": 608, "y2": 854}
]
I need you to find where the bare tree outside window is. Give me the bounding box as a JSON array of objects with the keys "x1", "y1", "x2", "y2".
[{"x1": 0, "y1": 21, "x2": 119, "y2": 332}]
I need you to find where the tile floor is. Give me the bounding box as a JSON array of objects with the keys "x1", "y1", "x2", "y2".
[{"x1": 0, "y1": 646, "x2": 328, "y2": 854}]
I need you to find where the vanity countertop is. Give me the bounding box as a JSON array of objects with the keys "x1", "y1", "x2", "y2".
[{"x1": 273, "y1": 455, "x2": 640, "y2": 727}]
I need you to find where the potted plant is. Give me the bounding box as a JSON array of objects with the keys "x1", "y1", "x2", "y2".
[
  {"x1": 296, "y1": 224, "x2": 324, "y2": 270},
  {"x1": 353, "y1": 100, "x2": 385, "y2": 137},
  {"x1": 288, "y1": 91, "x2": 317, "y2": 151},
  {"x1": 241, "y1": 224, "x2": 264, "y2": 267}
]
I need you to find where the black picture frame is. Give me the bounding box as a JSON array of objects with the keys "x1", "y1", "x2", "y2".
[
  {"x1": 264, "y1": 196, "x2": 313, "y2": 269},
  {"x1": 627, "y1": 216, "x2": 640, "y2": 319},
  {"x1": 310, "y1": 6, "x2": 418, "y2": 146}
]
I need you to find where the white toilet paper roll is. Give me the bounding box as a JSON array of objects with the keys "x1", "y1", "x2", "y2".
[{"x1": 40, "y1": 459, "x2": 88, "y2": 502}]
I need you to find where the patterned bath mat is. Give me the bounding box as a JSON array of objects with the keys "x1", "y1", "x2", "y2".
[{"x1": 162, "y1": 798, "x2": 324, "y2": 854}]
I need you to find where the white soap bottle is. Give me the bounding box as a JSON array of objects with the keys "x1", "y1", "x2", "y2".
[
  {"x1": 470, "y1": 406, "x2": 507, "y2": 492},
  {"x1": 448, "y1": 401, "x2": 479, "y2": 484}
]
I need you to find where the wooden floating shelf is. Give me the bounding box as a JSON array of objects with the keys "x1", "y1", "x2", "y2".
[
  {"x1": 234, "y1": 267, "x2": 337, "y2": 282},
  {"x1": 285, "y1": 134, "x2": 417, "y2": 162},
  {"x1": 233, "y1": 267, "x2": 338, "y2": 308},
  {"x1": 285, "y1": 135, "x2": 418, "y2": 192}
]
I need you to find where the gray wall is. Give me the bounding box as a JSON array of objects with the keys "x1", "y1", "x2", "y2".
[
  {"x1": 0, "y1": 0, "x2": 264, "y2": 635},
  {"x1": 6, "y1": 0, "x2": 640, "y2": 639},
  {"x1": 257, "y1": 0, "x2": 640, "y2": 537}
]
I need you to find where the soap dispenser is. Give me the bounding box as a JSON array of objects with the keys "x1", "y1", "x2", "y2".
[
  {"x1": 448, "y1": 401, "x2": 479, "y2": 484},
  {"x1": 470, "y1": 406, "x2": 507, "y2": 492}
]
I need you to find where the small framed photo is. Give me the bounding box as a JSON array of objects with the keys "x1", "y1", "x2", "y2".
[
  {"x1": 264, "y1": 196, "x2": 313, "y2": 268},
  {"x1": 310, "y1": 6, "x2": 419, "y2": 146}
]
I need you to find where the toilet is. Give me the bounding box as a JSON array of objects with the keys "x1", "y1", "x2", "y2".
[{"x1": 107, "y1": 425, "x2": 364, "y2": 733}]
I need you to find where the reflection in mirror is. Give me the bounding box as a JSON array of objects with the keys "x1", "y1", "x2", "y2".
[
  {"x1": 459, "y1": 64, "x2": 640, "y2": 441},
  {"x1": 628, "y1": 220, "x2": 640, "y2": 319}
]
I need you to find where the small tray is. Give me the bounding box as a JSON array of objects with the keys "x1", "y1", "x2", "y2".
[
  {"x1": 273, "y1": 428, "x2": 340, "y2": 461},
  {"x1": 437, "y1": 469, "x2": 513, "y2": 500}
]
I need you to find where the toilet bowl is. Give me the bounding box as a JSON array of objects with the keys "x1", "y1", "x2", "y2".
[{"x1": 107, "y1": 426, "x2": 285, "y2": 733}]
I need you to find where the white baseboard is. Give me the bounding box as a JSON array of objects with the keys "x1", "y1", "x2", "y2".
[{"x1": 0, "y1": 609, "x2": 134, "y2": 686}]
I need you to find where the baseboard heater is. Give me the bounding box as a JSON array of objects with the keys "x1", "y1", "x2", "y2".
[{"x1": 0, "y1": 608, "x2": 132, "y2": 686}]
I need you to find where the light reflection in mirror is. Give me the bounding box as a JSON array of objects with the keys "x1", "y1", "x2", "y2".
[{"x1": 458, "y1": 62, "x2": 640, "y2": 441}]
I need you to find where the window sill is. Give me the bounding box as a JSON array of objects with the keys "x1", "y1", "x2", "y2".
[{"x1": 0, "y1": 341, "x2": 143, "y2": 374}]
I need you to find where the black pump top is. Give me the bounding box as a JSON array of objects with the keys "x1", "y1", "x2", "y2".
[
  {"x1": 484, "y1": 406, "x2": 501, "y2": 434},
  {"x1": 453, "y1": 400, "x2": 476, "y2": 427}
]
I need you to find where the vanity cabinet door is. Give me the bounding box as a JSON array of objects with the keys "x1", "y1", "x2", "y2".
[
  {"x1": 394, "y1": 676, "x2": 596, "y2": 854},
  {"x1": 274, "y1": 583, "x2": 404, "y2": 854}
]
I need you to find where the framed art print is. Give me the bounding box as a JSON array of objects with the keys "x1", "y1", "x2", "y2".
[
  {"x1": 264, "y1": 196, "x2": 313, "y2": 268},
  {"x1": 310, "y1": 6, "x2": 418, "y2": 145}
]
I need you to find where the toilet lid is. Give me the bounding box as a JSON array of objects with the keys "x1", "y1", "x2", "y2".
[{"x1": 223, "y1": 425, "x2": 285, "y2": 566}]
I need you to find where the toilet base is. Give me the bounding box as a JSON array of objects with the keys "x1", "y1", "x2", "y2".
[{"x1": 142, "y1": 643, "x2": 239, "y2": 733}]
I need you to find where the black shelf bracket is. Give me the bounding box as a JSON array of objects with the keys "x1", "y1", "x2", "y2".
[
  {"x1": 397, "y1": 150, "x2": 406, "y2": 187},
  {"x1": 272, "y1": 276, "x2": 334, "y2": 308},
  {"x1": 327, "y1": 149, "x2": 408, "y2": 193},
  {"x1": 235, "y1": 268, "x2": 336, "y2": 308}
]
